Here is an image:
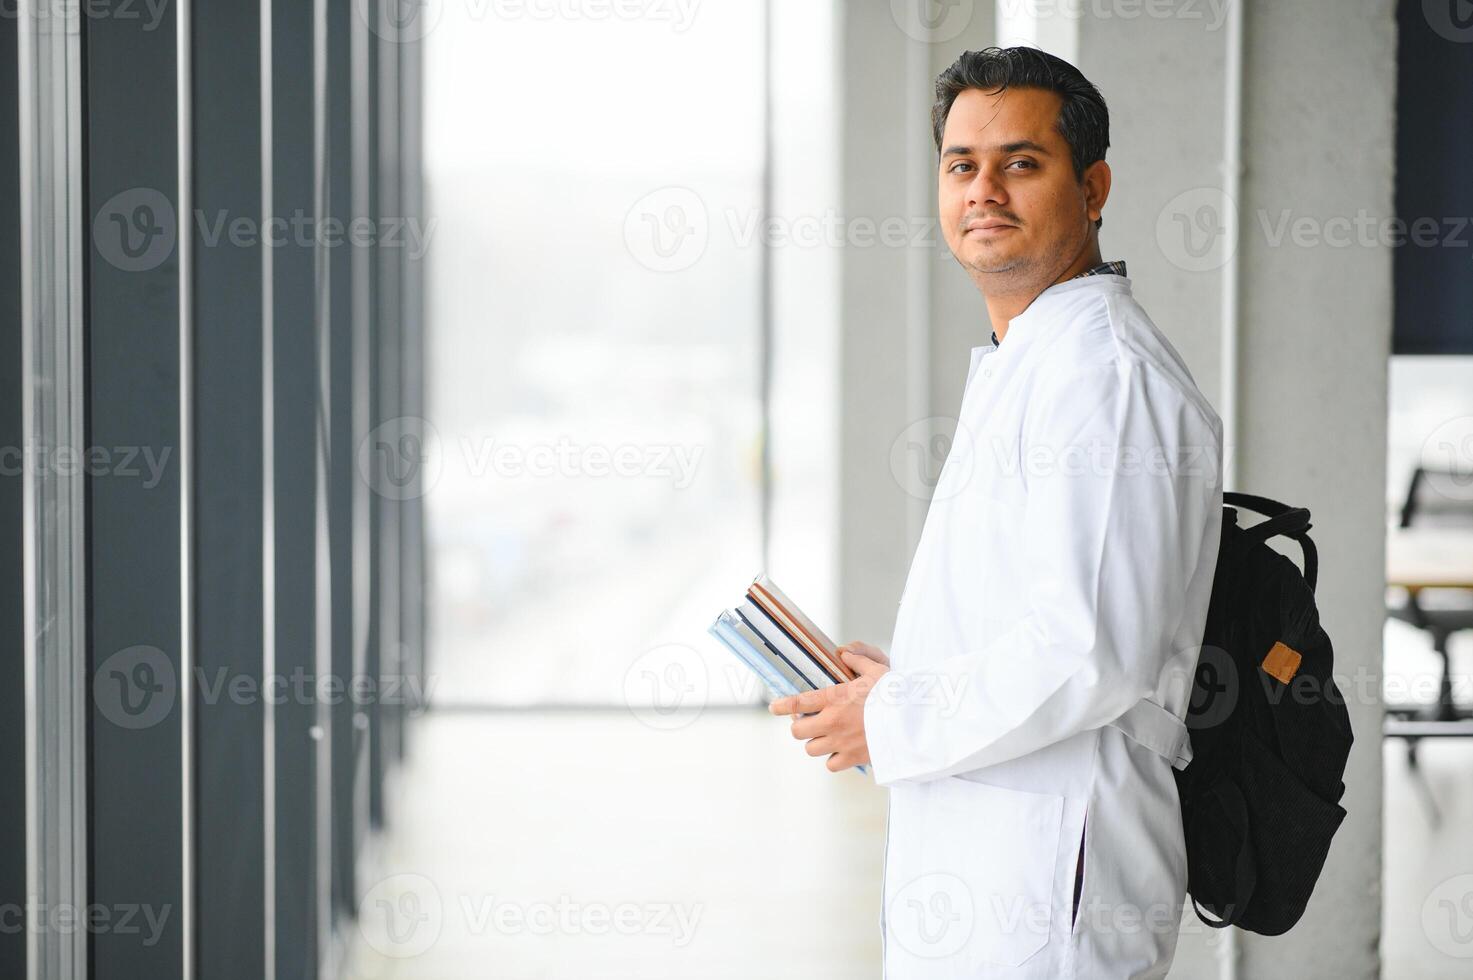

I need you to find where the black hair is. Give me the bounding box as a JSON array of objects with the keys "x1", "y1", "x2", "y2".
[{"x1": 932, "y1": 47, "x2": 1110, "y2": 228}]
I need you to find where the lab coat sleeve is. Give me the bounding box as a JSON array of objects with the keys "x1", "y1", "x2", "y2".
[{"x1": 864, "y1": 360, "x2": 1217, "y2": 786}]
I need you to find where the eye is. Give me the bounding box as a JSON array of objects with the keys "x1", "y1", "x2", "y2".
[
  {"x1": 1007, "y1": 159, "x2": 1037, "y2": 171},
  {"x1": 948, "y1": 161, "x2": 975, "y2": 174}
]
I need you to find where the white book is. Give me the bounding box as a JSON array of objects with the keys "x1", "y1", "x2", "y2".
[
  {"x1": 727, "y1": 614, "x2": 814, "y2": 694},
  {"x1": 736, "y1": 599, "x2": 836, "y2": 690}
]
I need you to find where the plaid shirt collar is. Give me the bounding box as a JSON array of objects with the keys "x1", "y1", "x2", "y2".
[{"x1": 990, "y1": 260, "x2": 1126, "y2": 346}]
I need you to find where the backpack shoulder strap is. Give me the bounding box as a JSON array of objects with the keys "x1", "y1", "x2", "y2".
[
  {"x1": 1106, "y1": 697, "x2": 1193, "y2": 770},
  {"x1": 1223, "y1": 491, "x2": 1295, "y2": 518}
]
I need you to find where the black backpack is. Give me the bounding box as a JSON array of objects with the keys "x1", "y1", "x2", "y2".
[{"x1": 1174, "y1": 492, "x2": 1354, "y2": 935}]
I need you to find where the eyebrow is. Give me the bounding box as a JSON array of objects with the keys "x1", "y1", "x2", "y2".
[{"x1": 941, "y1": 139, "x2": 1051, "y2": 158}]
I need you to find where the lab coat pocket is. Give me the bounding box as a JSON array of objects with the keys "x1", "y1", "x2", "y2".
[{"x1": 937, "y1": 777, "x2": 1064, "y2": 967}]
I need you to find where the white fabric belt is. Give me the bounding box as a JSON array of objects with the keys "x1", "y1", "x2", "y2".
[{"x1": 1106, "y1": 697, "x2": 1194, "y2": 770}]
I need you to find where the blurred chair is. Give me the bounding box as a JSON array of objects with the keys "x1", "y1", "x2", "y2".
[{"x1": 1398, "y1": 464, "x2": 1473, "y2": 529}]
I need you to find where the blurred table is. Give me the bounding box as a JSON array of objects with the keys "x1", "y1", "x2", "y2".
[
  {"x1": 1385, "y1": 527, "x2": 1473, "y2": 731},
  {"x1": 1387, "y1": 527, "x2": 1473, "y2": 591}
]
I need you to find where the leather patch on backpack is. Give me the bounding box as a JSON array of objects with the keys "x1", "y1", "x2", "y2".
[{"x1": 1261, "y1": 641, "x2": 1302, "y2": 684}]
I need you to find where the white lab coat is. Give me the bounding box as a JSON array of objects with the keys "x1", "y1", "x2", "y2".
[{"x1": 866, "y1": 273, "x2": 1223, "y2": 979}]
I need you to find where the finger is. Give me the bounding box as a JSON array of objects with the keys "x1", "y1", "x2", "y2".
[
  {"x1": 841, "y1": 650, "x2": 889, "y2": 678},
  {"x1": 826, "y1": 752, "x2": 851, "y2": 773},
  {"x1": 768, "y1": 686, "x2": 830, "y2": 716},
  {"x1": 804, "y1": 736, "x2": 835, "y2": 758},
  {"x1": 840, "y1": 641, "x2": 888, "y2": 665},
  {"x1": 790, "y1": 714, "x2": 827, "y2": 739}
]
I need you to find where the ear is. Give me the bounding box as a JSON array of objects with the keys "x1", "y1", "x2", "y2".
[{"x1": 1082, "y1": 160, "x2": 1112, "y2": 226}]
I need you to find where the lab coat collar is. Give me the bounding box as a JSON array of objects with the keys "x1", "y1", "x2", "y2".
[{"x1": 969, "y1": 272, "x2": 1132, "y2": 380}]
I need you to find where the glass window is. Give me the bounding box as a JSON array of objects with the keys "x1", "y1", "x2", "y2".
[{"x1": 424, "y1": 3, "x2": 767, "y2": 706}]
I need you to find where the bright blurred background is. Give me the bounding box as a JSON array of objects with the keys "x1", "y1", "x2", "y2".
[{"x1": 8, "y1": 2, "x2": 1473, "y2": 979}]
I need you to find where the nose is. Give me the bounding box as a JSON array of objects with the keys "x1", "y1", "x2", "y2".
[{"x1": 967, "y1": 165, "x2": 1008, "y2": 211}]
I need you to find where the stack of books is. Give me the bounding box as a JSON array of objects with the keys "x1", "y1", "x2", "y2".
[
  {"x1": 709, "y1": 574, "x2": 868, "y2": 773},
  {"x1": 709, "y1": 573, "x2": 854, "y2": 698}
]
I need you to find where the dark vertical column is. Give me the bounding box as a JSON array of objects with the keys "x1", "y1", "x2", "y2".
[
  {"x1": 190, "y1": 0, "x2": 266, "y2": 977},
  {"x1": 271, "y1": 0, "x2": 322, "y2": 975},
  {"x1": 1393, "y1": 0, "x2": 1473, "y2": 353},
  {"x1": 0, "y1": 7, "x2": 25, "y2": 977},
  {"x1": 398, "y1": 11, "x2": 428, "y2": 755},
  {"x1": 85, "y1": 5, "x2": 186, "y2": 979},
  {"x1": 370, "y1": 13, "x2": 402, "y2": 829},
  {"x1": 311, "y1": 0, "x2": 337, "y2": 958},
  {"x1": 326, "y1": 0, "x2": 359, "y2": 921},
  {"x1": 359, "y1": 0, "x2": 383, "y2": 839}
]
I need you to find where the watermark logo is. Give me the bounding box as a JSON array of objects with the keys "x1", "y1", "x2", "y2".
[
  {"x1": 354, "y1": 877, "x2": 704, "y2": 948},
  {"x1": 1184, "y1": 645, "x2": 1238, "y2": 731},
  {"x1": 456, "y1": 435, "x2": 704, "y2": 489},
  {"x1": 358, "y1": 416, "x2": 443, "y2": 501},
  {"x1": 0, "y1": 441, "x2": 172, "y2": 487},
  {"x1": 459, "y1": 894, "x2": 703, "y2": 944},
  {"x1": 891, "y1": 0, "x2": 974, "y2": 43},
  {"x1": 356, "y1": 0, "x2": 445, "y2": 43},
  {"x1": 624, "y1": 187, "x2": 708, "y2": 272},
  {"x1": 1156, "y1": 186, "x2": 1238, "y2": 273},
  {"x1": 359, "y1": 873, "x2": 444, "y2": 958},
  {"x1": 888, "y1": 872, "x2": 974, "y2": 959},
  {"x1": 994, "y1": 0, "x2": 1233, "y2": 32},
  {"x1": 623, "y1": 642, "x2": 708, "y2": 730},
  {"x1": 1422, "y1": 873, "x2": 1473, "y2": 958},
  {"x1": 890, "y1": 416, "x2": 973, "y2": 501},
  {"x1": 1418, "y1": 415, "x2": 1473, "y2": 502},
  {"x1": 193, "y1": 209, "x2": 436, "y2": 258},
  {"x1": 94, "y1": 187, "x2": 176, "y2": 273},
  {"x1": 1424, "y1": 0, "x2": 1473, "y2": 43},
  {"x1": 0, "y1": 900, "x2": 172, "y2": 945},
  {"x1": 4, "y1": 1, "x2": 174, "y2": 33},
  {"x1": 93, "y1": 653, "x2": 434, "y2": 730},
  {"x1": 726, "y1": 207, "x2": 938, "y2": 250},
  {"x1": 94, "y1": 645, "x2": 177, "y2": 730}
]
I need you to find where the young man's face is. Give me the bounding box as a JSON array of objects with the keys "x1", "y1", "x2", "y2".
[{"x1": 937, "y1": 85, "x2": 1107, "y2": 289}]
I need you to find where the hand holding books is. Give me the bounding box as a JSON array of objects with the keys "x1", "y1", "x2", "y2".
[{"x1": 708, "y1": 575, "x2": 889, "y2": 775}]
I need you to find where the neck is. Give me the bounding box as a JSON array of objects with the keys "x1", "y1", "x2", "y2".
[{"x1": 983, "y1": 241, "x2": 1102, "y2": 343}]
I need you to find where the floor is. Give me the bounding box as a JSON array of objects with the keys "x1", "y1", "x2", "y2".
[
  {"x1": 1379, "y1": 617, "x2": 1473, "y2": 980},
  {"x1": 342, "y1": 708, "x2": 887, "y2": 979},
  {"x1": 341, "y1": 618, "x2": 1473, "y2": 979}
]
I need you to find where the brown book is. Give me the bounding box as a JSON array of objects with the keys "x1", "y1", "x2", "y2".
[{"x1": 746, "y1": 573, "x2": 855, "y2": 682}]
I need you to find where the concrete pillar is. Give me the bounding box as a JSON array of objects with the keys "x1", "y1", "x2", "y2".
[
  {"x1": 1230, "y1": 3, "x2": 1393, "y2": 976},
  {"x1": 833, "y1": 0, "x2": 931, "y2": 645},
  {"x1": 833, "y1": 0, "x2": 1000, "y2": 651},
  {"x1": 1083, "y1": 3, "x2": 1391, "y2": 976}
]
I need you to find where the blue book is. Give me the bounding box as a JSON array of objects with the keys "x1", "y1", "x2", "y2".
[{"x1": 709, "y1": 610, "x2": 800, "y2": 699}]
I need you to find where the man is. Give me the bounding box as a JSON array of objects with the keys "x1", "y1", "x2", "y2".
[{"x1": 769, "y1": 47, "x2": 1223, "y2": 978}]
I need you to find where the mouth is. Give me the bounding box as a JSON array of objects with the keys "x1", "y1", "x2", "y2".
[{"x1": 964, "y1": 223, "x2": 1018, "y2": 237}]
